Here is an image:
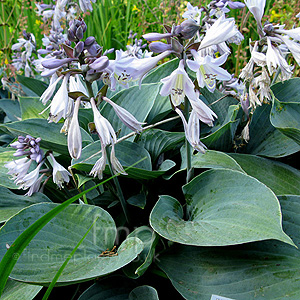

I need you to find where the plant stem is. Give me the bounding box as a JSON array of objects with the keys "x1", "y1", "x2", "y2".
[
  {"x1": 106, "y1": 146, "x2": 130, "y2": 224},
  {"x1": 184, "y1": 96, "x2": 193, "y2": 183}
]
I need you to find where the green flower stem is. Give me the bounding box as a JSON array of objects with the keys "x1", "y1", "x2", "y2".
[
  {"x1": 106, "y1": 146, "x2": 130, "y2": 224},
  {"x1": 184, "y1": 96, "x2": 193, "y2": 183}
]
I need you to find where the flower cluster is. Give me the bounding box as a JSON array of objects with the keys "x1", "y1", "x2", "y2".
[
  {"x1": 142, "y1": 1, "x2": 245, "y2": 151},
  {"x1": 5, "y1": 135, "x2": 71, "y2": 196}
]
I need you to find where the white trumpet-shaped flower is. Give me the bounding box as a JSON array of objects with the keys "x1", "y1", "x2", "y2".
[
  {"x1": 67, "y1": 98, "x2": 82, "y2": 159},
  {"x1": 89, "y1": 142, "x2": 107, "y2": 179},
  {"x1": 277, "y1": 35, "x2": 300, "y2": 66},
  {"x1": 188, "y1": 91, "x2": 218, "y2": 126},
  {"x1": 49, "y1": 153, "x2": 71, "y2": 189},
  {"x1": 103, "y1": 97, "x2": 144, "y2": 133},
  {"x1": 112, "y1": 50, "x2": 172, "y2": 89},
  {"x1": 187, "y1": 50, "x2": 231, "y2": 92},
  {"x1": 40, "y1": 74, "x2": 63, "y2": 105},
  {"x1": 90, "y1": 98, "x2": 117, "y2": 146},
  {"x1": 266, "y1": 37, "x2": 292, "y2": 80},
  {"x1": 110, "y1": 143, "x2": 127, "y2": 175},
  {"x1": 25, "y1": 174, "x2": 45, "y2": 196},
  {"x1": 244, "y1": 0, "x2": 266, "y2": 34},
  {"x1": 5, "y1": 157, "x2": 32, "y2": 182},
  {"x1": 175, "y1": 108, "x2": 207, "y2": 153},
  {"x1": 15, "y1": 162, "x2": 42, "y2": 190},
  {"x1": 48, "y1": 74, "x2": 70, "y2": 122},
  {"x1": 160, "y1": 59, "x2": 196, "y2": 106},
  {"x1": 69, "y1": 74, "x2": 88, "y2": 96},
  {"x1": 199, "y1": 14, "x2": 241, "y2": 49}
]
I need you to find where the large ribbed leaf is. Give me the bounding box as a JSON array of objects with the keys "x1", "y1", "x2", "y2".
[
  {"x1": 137, "y1": 129, "x2": 184, "y2": 162},
  {"x1": 100, "y1": 83, "x2": 160, "y2": 139},
  {"x1": 229, "y1": 153, "x2": 300, "y2": 195},
  {"x1": 0, "y1": 203, "x2": 143, "y2": 285},
  {"x1": 1, "y1": 279, "x2": 42, "y2": 300},
  {"x1": 201, "y1": 105, "x2": 240, "y2": 152},
  {"x1": 157, "y1": 195, "x2": 300, "y2": 300},
  {"x1": 19, "y1": 96, "x2": 48, "y2": 120},
  {"x1": 150, "y1": 169, "x2": 293, "y2": 246},
  {"x1": 0, "y1": 187, "x2": 51, "y2": 222},
  {"x1": 243, "y1": 103, "x2": 300, "y2": 157},
  {"x1": 0, "y1": 119, "x2": 93, "y2": 155}
]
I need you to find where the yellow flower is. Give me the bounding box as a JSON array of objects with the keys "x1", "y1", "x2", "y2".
[{"x1": 132, "y1": 5, "x2": 140, "y2": 12}]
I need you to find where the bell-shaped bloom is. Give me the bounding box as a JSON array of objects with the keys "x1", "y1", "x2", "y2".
[
  {"x1": 187, "y1": 50, "x2": 231, "y2": 92},
  {"x1": 103, "y1": 97, "x2": 144, "y2": 133},
  {"x1": 5, "y1": 157, "x2": 32, "y2": 182},
  {"x1": 199, "y1": 14, "x2": 241, "y2": 49},
  {"x1": 25, "y1": 174, "x2": 44, "y2": 196},
  {"x1": 245, "y1": 0, "x2": 266, "y2": 35},
  {"x1": 277, "y1": 34, "x2": 300, "y2": 66},
  {"x1": 68, "y1": 98, "x2": 82, "y2": 159},
  {"x1": 188, "y1": 91, "x2": 218, "y2": 126},
  {"x1": 15, "y1": 162, "x2": 43, "y2": 190},
  {"x1": 182, "y1": 2, "x2": 202, "y2": 23},
  {"x1": 90, "y1": 142, "x2": 107, "y2": 179},
  {"x1": 266, "y1": 37, "x2": 292, "y2": 80},
  {"x1": 90, "y1": 98, "x2": 117, "y2": 146},
  {"x1": 175, "y1": 108, "x2": 207, "y2": 153},
  {"x1": 240, "y1": 41, "x2": 266, "y2": 80},
  {"x1": 49, "y1": 153, "x2": 71, "y2": 189},
  {"x1": 113, "y1": 50, "x2": 172, "y2": 89},
  {"x1": 40, "y1": 74, "x2": 63, "y2": 105},
  {"x1": 160, "y1": 59, "x2": 196, "y2": 106},
  {"x1": 49, "y1": 74, "x2": 70, "y2": 122},
  {"x1": 110, "y1": 143, "x2": 127, "y2": 176},
  {"x1": 69, "y1": 74, "x2": 88, "y2": 96}
]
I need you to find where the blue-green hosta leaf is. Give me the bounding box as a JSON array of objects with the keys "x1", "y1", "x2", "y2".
[
  {"x1": 71, "y1": 140, "x2": 175, "y2": 180},
  {"x1": 143, "y1": 58, "x2": 179, "y2": 84},
  {"x1": 243, "y1": 103, "x2": 300, "y2": 157},
  {"x1": 0, "y1": 99, "x2": 21, "y2": 122},
  {"x1": 78, "y1": 276, "x2": 159, "y2": 300},
  {"x1": 17, "y1": 75, "x2": 48, "y2": 97},
  {"x1": 150, "y1": 169, "x2": 294, "y2": 246},
  {"x1": 229, "y1": 153, "x2": 300, "y2": 195},
  {"x1": 100, "y1": 83, "x2": 160, "y2": 139},
  {"x1": 1, "y1": 278, "x2": 42, "y2": 300},
  {"x1": 0, "y1": 187, "x2": 51, "y2": 222},
  {"x1": 0, "y1": 119, "x2": 93, "y2": 155},
  {"x1": 200, "y1": 87, "x2": 237, "y2": 124},
  {"x1": 270, "y1": 97, "x2": 300, "y2": 145},
  {"x1": 19, "y1": 96, "x2": 48, "y2": 120},
  {"x1": 129, "y1": 286, "x2": 159, "y2": 300},
  {"x1": 181, "y1": 149, "x2": 244, "y2": 172},
  {"x1": 0, "y1": 150, "x2": 19, "y2": 189},
  {"x1": 157, "y1": 195, "x2": 300, "y2": 300},
  {"x1": 201, "y1": 105, "x2": 240, "y2": 152},
  {"x1": 137, "y1": 129, "x2": 184, "y2": 162},
  {"x1": 0, "y1": 203, "x2": 143, "y2": 285},
  {"x1": 123, "y1": 226, "x2": 159, "y2": 279},
  {"x1": 271, "y1": 77, "x2": 300, "y2": 103}
]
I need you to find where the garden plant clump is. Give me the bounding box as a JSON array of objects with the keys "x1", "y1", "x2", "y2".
[{"x1": 1, "y1": 0, "x2": 300, "y2": 299}]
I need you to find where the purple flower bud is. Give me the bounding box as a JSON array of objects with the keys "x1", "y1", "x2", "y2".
[
  {"x1": 18, "y1": 136, "x2": 25, "y2": 142},
  {"x1": 42, "y1": 57, "x2": 75, "y2": 69},
  {"x1": 36, "y1": 153, "x2": 43, "y2": 164},
  {"x1": 76, "y1": 26, "x2": 84, "y2": 40},
  {"x1": 149, "y1": 42, "x2": 172, "y2": 53},
  {"x1": 38, "y1": 49, "x2": 51, "y2": 55},
  {"x1": 180, "y1": 20, "x2": 200, "y2": 40},
  {"x1": 88, "y1": 44, "x2": 101, "y2": 56},
  {"x1": 228, "y1": 1, "x2": 245, "y2": 9},
  {"x1": 46, "y1": 45, "x2": 54, "y2": 51},
  {"x1": 84, "y1": 36, "x2": 96, "y2": 47},
  {"x1": 14, "y1": 150, "x2": 27, "y2": 157},
  {"x1": 74, "y1": 41, "x2": 84, "y2": 57},
  {"x1": 68, "y1": 29, "x2": 76, "y2": 42},
  {"x1": 35, "y1": 137, "x2": 41, "y2": 143},
  {"x1": 89, "y1": 56, "x2": 109, "y2": 71},
  {"x1": 142, "y1": 32, "x2": 173, "y2": 42},
  {"x1": 30, "y1": 148, "x2": 36, "y2": 154}
]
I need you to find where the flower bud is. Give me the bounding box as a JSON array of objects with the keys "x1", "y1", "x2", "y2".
[
  {"x1": 180, "y1": 20, "x2": 200, "y2": 40},
  {"x1": 76, "y1": 26, "x2": 84, "y2": 40},
  {"x1": 142, "y1": 32, "x2": 173, "y2": 42},
  {"x1": 74, "y1": 41, "x2": 84, "y2": 57},
  {"x1": 42, "y1": 57, "x2": 75, "y2": 69},
  {"x1": 149, "y1": 42, "x2": 172, "y2": 53},
  {"x1": 84, "y1": 36, "x2": 96, "y2": 47},
  {"x1": 89, "y1": 56, "x2": 109, "y2": 71}
]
